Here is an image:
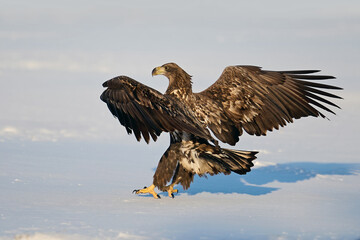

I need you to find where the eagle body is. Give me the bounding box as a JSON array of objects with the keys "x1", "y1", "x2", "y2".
[{"x1": 100, "y1": 62, "x2": 341, "y2": 198}]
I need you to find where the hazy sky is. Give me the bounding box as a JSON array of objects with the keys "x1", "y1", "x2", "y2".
[{"x1": 0, "y1": 0, "x2": 359, "y2": 146}]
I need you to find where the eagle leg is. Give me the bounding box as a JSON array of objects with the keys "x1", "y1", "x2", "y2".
[
  {"x1": 133, "y1": 184, "x2": 160, "y2": 199},
  {"x1": 162, "y1": 183, "x2": 179, "y2": 198}
]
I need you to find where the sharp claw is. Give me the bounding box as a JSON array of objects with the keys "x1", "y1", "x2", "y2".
[
  {"x1": 171, "y1": 193, "x2": 174, "y2": 198},
  {"x1": 132, "y1": 186, "x2": 148, "y2": 194},
  {"x1": 133, "y1": 184, "x2": 159, "y2": 199},
  {"x1": 157, "y1": 194, "x2": 161, "y2": 199}
]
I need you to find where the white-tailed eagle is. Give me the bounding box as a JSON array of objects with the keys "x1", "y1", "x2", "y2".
[{"x1": 100, "y1": 63, "x2": 342, "y2": 198}]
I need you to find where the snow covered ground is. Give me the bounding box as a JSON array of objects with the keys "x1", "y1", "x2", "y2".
[
  {"x1": 1, "y1": 1, "x2": 360, "y2": 239},
  {"x1": 1, "y1": 137, "x2": 359, "y2": 240}
]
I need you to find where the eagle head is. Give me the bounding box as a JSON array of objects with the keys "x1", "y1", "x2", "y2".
[
  {"x1": 152, "y1": 63, "x2": 193, "y2": 95},
  {"x1": 152, "y1": 63, "x2": 191, "y2": 80}
]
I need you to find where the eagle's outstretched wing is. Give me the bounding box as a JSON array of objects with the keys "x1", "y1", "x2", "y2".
[
  {"x1": 101, "y1": 76, "x2": 211, "y2": 143},
  {"x1": 195, "y1": 65, "x2": 342, "y2": 145}
]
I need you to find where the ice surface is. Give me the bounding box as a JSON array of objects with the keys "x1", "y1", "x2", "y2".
[{"x1": 1, "y1": 141, "x2": 359, "y2": 240}]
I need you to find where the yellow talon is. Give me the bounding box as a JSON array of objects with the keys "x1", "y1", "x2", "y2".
[
  {"x1": 133, "y1": 184, "x2": 160, "y2": 199},
  {"x1": 166, "y1": 184, "x2": 178, "y2": 198}
]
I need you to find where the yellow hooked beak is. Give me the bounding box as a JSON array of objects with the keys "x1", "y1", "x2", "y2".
[{"x1": 151, "y1": 66, "x2": 166, "y2": 76}]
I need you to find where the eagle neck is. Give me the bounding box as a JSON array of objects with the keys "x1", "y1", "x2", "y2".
[{"x1": 165, "y1": 74, "x2": 193, "y2": 99}]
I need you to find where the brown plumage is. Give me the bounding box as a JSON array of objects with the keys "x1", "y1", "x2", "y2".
[{"x1": 100, "y1": 62, "x2": 342, "y2": 198}]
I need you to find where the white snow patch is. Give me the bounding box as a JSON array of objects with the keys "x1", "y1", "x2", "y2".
[
  {"x1": 117, "y1": 232, "x2": 148, "y2": 240},
  {"x1": 0, "y1": 126, "x2": 99, "y2": 142},
  {"x1": 8, "y1": 232, "x2": 148, "y2": 240},
  {"x1": 316, "y1": 174, "x2": 344, "y2": 181},
  {"x1": 256, "y1": 148, "x2": 284, "y2": 155},
  {"x1": 13, "y1": 233, "x2": 85, "y2": 240},
  {"x1": 253, "y1": 160, "x2": 277, "y2": 168},
  {"x1": 0, "y1": 126, "x2": 20, "y2": 136},
  {"x1": 0, "y1": 57, "x2": 114, "y2": 74},
  {"x1": 11, "y1": 178, "x2": 23, "y2": 184}
]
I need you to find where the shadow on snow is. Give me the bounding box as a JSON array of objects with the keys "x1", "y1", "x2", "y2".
[{"x1": 182, "y1": 162, "x2": 360, "y2": 196}]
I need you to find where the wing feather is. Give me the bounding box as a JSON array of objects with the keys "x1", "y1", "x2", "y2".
[
  {"x1": 101, "y1": 76, "x2": 211, "y2": 143},
  {"x1": 195, "y1": 66, "x2": 342, "y2": 145}
]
